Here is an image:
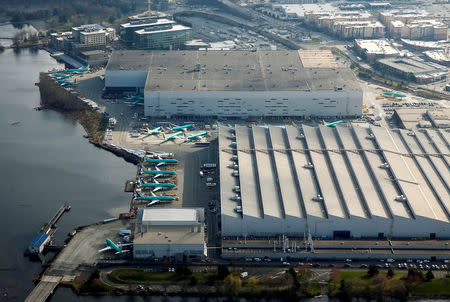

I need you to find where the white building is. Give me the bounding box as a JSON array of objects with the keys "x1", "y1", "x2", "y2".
[
  {"x1": 104, "y1": 50, "x2": 362, "y2": 118},
  {"x1": 354, "y1": 39, "x2": 400, "y2": 63},
  {"x1": 219, "y1": 124, "x2": 450, "y2": 239},
  {"x1": 133, "y1": 208, "x2": 206, "y2": 260},
  {"x1": 72, "y1": 24, "x2": 107, "y2": 47}
]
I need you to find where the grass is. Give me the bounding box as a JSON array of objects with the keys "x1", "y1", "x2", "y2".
[
  {"x1": 108, "y1": 269, "x2": 215, "y2": 285},
  {"x1": 339, "y1": 272, "x2": 367, "y2": 281},
  {"x1": 410, "y1": 278, "x2": 450, "y2": 296}
]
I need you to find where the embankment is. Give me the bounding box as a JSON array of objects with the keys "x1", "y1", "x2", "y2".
[{"x1": 38, "y1": 72, "x2": 140, "y2": 165}]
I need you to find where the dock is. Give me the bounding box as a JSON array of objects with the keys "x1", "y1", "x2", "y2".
[
  {"x1": 41, "y1": 204, "x2": 71, "y2": 234},
  {"x1": 26, "y1": 204, "x2": 71, "y2": 255}
]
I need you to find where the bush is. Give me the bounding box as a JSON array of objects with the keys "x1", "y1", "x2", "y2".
[
  {"x1": 425, "y1": 270, "x2": 434, "y2": 282},
  {"x1": 175, "y1": 265, "x2": 192, "y2": 276},
  {"x1": 224, "y1": 274, "x2": 242, "y2": 296},
  {"x1": 189, "y1": 276, "x2": 198, "y2": 286},
  {"x1": 367, "y1": 265, "x2": 379, "y2": 278},
  {"x1": 217, "y1": 265, "x2": 230, "y2": 280},
  {"x1": 387, "y1": 268, "x2": 395, "y2": 278}
]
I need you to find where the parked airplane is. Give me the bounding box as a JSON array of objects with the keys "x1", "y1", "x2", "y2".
[
  {"x1": 323, "y1": 120, "x2": 344, "y2": 127},
  {"x1": 53, "y1": 73, "x2": 72, "y2": 78},
  {"x1": 135, "y1": 190, "x2": 175, "y2": 206},
  {"x1": 138, "y1": 178, "x2": 176, "y2": 192},
  {"x1": 57, "y1": 79, "x2": 75, "y2": 85},
  {"x1": 186, "y1": 131, "x2": 208, "y2": 140},
  {"x1": 67, "y1": 67, "x2": 89, "y2": 73},
  {"x1": 163, "y1": 131, "x2": 184, "y2": 141},
  {"x1": 145, "y1": 158, "x2": 178, "y2": 165},
  {"x1": 141, "y1": 165, "x2": 176, "y2": 178},
  {"x1": 98, "y1": 238, "x2": 132, "y2": 254},
  {"x1": 141, "y1": 127, "x2": 162, "y2": 139},
  {"x1": 171, "y1": 124, "x2": 193, "y2": 131}
]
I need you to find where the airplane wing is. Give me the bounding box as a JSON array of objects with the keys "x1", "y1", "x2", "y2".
[
  {"x1": 152, "y1": 187, "x2": 162, "y2": 193},
  {"x1": 150, "y1": 191, "x2": 157, "y2": 197},
  {"x1": 147, "y1": 200, "x2": 159, "y2": 206},
  {"x1": 98, "y1": 246, "x2": 113, "y2": 253},
  {"x1": 156, "y1": 162, "x2": 165, "y2": 167}
]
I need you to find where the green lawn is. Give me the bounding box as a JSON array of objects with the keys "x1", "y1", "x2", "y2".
[
  {"x1": 339, "y1": 272, "x2": 367, "y2": 280},
  {"x1": 410, "y1": 278, "x2": 450, "y2": 296},
  {"x1": 108, "y1": 269, "x2": 214, "y2": 285}
]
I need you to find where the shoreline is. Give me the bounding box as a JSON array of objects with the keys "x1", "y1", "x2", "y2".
[{"x1": 38, "y1": 72, "x2": 140, "y2": 165}]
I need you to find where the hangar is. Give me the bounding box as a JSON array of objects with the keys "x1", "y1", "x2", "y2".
[
  {"x1": 105, "y1": 50, "x2": 362, "y2": 118},
  {"x1": 219, "y1": 124, "x2": 450, "y2": 239},
  {"x1": 133, "y1": 208, "x2": 206, "y2": 259}
]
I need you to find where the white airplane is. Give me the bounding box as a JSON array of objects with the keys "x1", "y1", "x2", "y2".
[
  {"x1": 138, "y1": 177, "x2": 176, "y2": 193},
  {"x1": 98, "y1": 238, "x2": 132, "y2": 254},
  {"x1": 140, "y1": 165, "x2": 176, "y2": 179},
  {"x1": 134, "y1": 189, "x2": 175, "y2": 206}
]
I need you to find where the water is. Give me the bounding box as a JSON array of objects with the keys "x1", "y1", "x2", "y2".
[
  {"x1": 0, "y1": 25, "x2": 136, "y2": 301},
  {"x1": 0, "y1": 23, "x2": 38, "y2": 47}
]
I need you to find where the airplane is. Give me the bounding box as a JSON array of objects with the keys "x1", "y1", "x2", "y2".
[
  {"x1": 53, "y1": 73, "x2": 72, "y2": 78},
  {"x1": 135, "y1": 190, "x2": 175, "y2": 206},
  {"x1": 138, "y1": 177, "x2": 176, "y2": 192},
  {"x1": 163, "y1": 131, "x2": 184, "y2": 141},
  {"x1": 171, "y1": 124, "x2": 193, "y2": 131},
  {"x1": 98, "y1": 238, "x2": 132, "y2": 254},
  {"x1": 299, "y1": 120, "x2": 345, "y2": 129},
  {"x1": 323, "y1": 120, "x2": 344, "y2": 127},
  {"x1": 141, "y1": 127, "x2": 162, "y2": 139},
  {"x1": 141, "y1": 165, "x2": 176, "y2": 178},
  {"x1": 186, "y1": 131, "x2": 208, "y2": 140},
  {"x1": 57, "y1": 79, "x2": 75, "y2": 85},
  {"x1": 67, "y1": 67, "x2": 89, "y2": 73},
  {"x1": 145, "y1": 158, "x2": 178, "y2": 165}
]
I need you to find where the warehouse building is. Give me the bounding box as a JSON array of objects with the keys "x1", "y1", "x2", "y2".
[
  {"x1": 375, "y1": 57, "x2": 447, "y2": 83},
  {"x1": 219, "y1": 124, "x2": 450, "y2": 239},
  {"x1": 133, "y1": 208, "x2": 206, "y2": 260},
  {"x1": 105, "y1": 50, "x2": 362, "y2": 118}
]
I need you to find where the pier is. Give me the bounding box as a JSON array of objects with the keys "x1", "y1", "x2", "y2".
[
  {"x1": 41, "y1": 204, "x2": 71, "y2": 234},
  {"x1": 26, "y1": 204, "x2": 71, "y2": 255}
]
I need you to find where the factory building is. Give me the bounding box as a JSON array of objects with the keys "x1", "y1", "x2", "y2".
[
  {"x1": 219, "y1": 124, "x2": 450, "y2": 239},
  {"x1": 133, "y1": 208, "x2": 206, "y2": 260},
  {"x1": 375, "y1": 57, "x2": 447, "y2": 83},
  {"x1": 104, "y1": 50, "x2": 362, "y2": 117}
]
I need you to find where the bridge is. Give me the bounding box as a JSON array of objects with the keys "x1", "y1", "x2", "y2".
[{"x1": 24, "y1": 276, "x2": 62, "y2": 302}]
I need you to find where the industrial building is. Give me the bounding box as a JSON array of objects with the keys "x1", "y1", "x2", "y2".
[
  {"x1": 393, "y1": 108, "x2": 450, "y2": 129},
  {"x1": 375, "y1": 57, "x2": 447, "y2": 83},
  {"x1": 354, "y1": 39, "x2": 400, "y2": 63},
  {"x1": 219, "y1": 124, "x2": 450, "y2": 239},
  {"x1": 133, "y1": 208, "x2": 206, "y2": 260},
  {"x1": 105, "y1": 50, "x2": 363, "y2": 118}
]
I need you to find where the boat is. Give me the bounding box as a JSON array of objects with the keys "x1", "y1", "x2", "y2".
[{"x1": 10, "y1": 121, "x2": 20, "y2": 125}]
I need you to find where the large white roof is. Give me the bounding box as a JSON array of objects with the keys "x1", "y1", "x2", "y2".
[{"x1": 141, "y1": 208, "x2": 198, "y2": 225}]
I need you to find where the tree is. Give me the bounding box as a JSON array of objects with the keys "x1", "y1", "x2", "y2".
[
  {"x1": 224, "y1": 274, "x2": 241, "y2": 296},
  {"x1": 217, "y1": 265, "x2": 230, "y2": 280},
  {"x1": 425, "y1": 270, "x2": 434, "y2": 281},
  {"x1": 387, "y1": 268, "x2": 395, "y2": 278},
  {"x1": 287, "y1": 266, "x2": 300, "y2": 290},
  {"x1": 189, "y1": 276, "x2": 198, "y2": 286},
  {"x1": 367, "y1": 265, "x2": 379, "y2": 278},
  {"x1": 175, "y1": 264, "x2": 191, "y2": 276},
  {"x1": 246, "y1": 276, "x2": 258, "y2": 287}
]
